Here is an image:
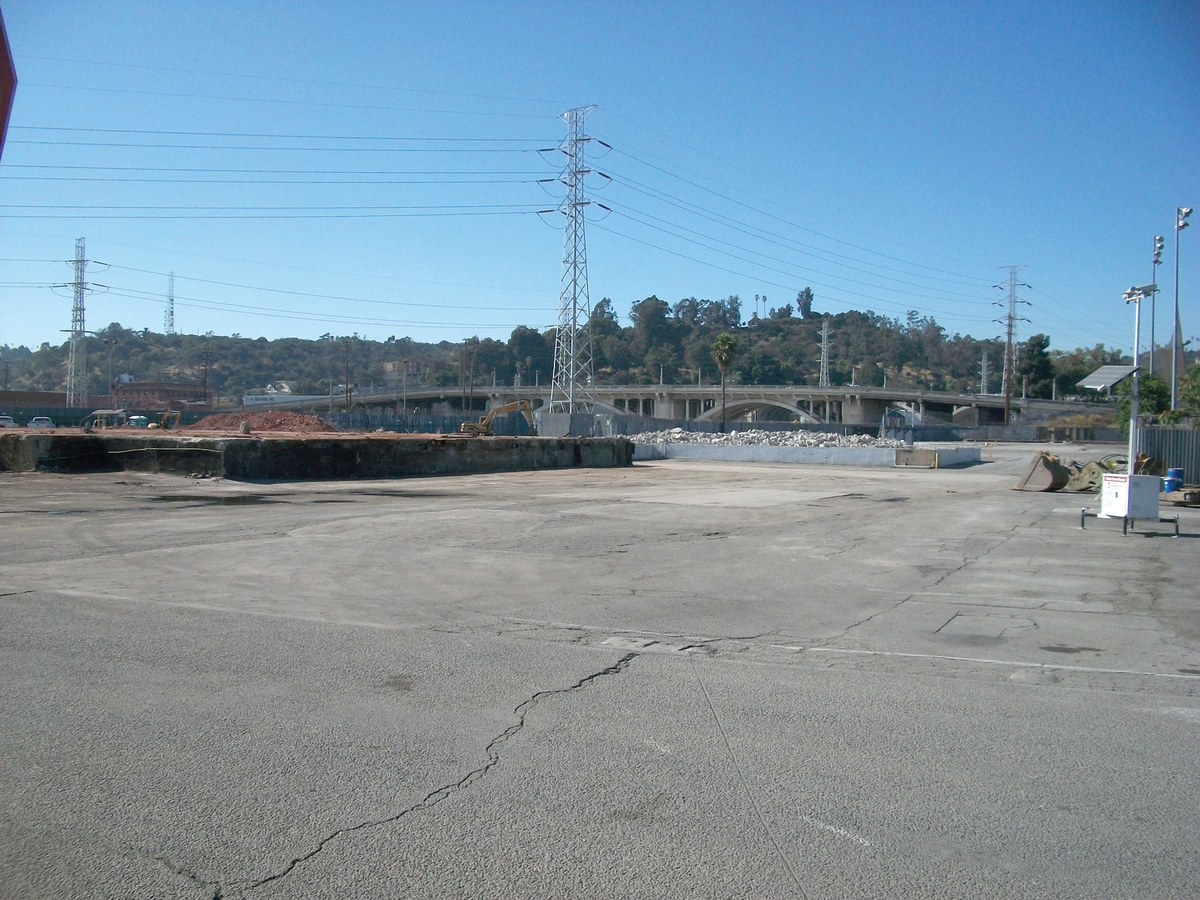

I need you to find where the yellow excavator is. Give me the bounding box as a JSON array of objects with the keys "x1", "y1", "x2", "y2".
[
  {"x1": 459, "y1": 399, "x2": 536, "y2": 436},
  {"x1": 147, "y1": 409, "x2": 182, "y2": 430}
]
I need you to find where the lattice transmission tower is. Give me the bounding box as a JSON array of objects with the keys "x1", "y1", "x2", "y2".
[
  {"x1": 819, "y1": 315, "x2": 831, "y2": 387},
  {"x1": 549, "y1": 105, "x2": 598, "y2": 415},
  {"x1": 66, "y1": 237, "x2": 88, "y2": 408},
  {"x1": 993, "y1": 265, "x2": 1030, "y2": 425},
  {"x1": 164, "y1": 272, "x2": 176, "y2": 335}
]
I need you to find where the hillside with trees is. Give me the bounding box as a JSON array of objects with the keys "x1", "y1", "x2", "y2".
[{"x1": 3, "y1": 287, "x2": 1180, "y2": 406}]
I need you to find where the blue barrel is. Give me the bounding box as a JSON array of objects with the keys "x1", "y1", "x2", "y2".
[{"x1": 1164, "y1": 467, "x2": 1185, "y2": 492}]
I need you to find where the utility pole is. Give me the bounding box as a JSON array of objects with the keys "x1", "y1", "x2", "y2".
[
  {"x1": 1150, "y1": 236, "x2": 1163, "y2": 375},
  {"x1": 980, "y1": 348, "x2": 990, "y2": 394},
  {"x1": 344, "y1": 337, "x2": 351, "y2": 413},
  {"x1": 1172, "y1": 207, "x2": 1192, "y2": 409},
  {"x1": 201, "y1": 348, "x2": 210, "y2": 406},
  {"x1": 993, "y1": 265, "x2": 1030, "y2": 426},
  {"x1": 66, "y1": 238, "x2": 88, "y2": 408},
  {"x1": 549, "y1": 105, "x2": 598, "y2": 418},
  {"x1": 819, "y1": 315, "x2": 830, "y2": 387},
  {"x1": 164, "y1": 272, "x2": 176, "y2": 335}
]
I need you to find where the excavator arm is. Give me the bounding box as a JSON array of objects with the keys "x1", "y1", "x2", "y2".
[{"x1": 459, "y1": 399, "x2": 536, "y2": 436}]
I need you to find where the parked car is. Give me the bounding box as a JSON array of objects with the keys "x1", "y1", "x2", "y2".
[
  {"x1": 0, "y1": 415, "x2": 15, "y2": 428},
  {"x1": 27, "y1": 416, "x2": 55, "y2": 428}
]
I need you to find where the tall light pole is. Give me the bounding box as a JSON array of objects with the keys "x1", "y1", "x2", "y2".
[
  {"x1": 1150, "y1": 235, "x2": 1164, "y2": 375},
  {"x1": 1172, "y1": 207, "x2": 1192, "y2": 409},
  {"x1": 1124, "y1": 283, "x2": 1158, "y2": 474}
]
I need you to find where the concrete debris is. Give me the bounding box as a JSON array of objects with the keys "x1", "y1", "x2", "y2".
[{"x1": 630, "y1": 427, "x2": 907, "y2": 449}]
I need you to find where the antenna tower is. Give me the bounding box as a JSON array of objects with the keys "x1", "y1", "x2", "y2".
[
  {"x1": 66, "y1": 237, "x2": 88, "y2": 407},
  {"x1": 164, "y1": 272, "x2": 176, "y2": 335},
  {"x1": 819, "y1": 315, "x2": 830, "y2": 387},
  {"x1": 993, "y1": 265, "x2": 1030, "y2": 425},
  {"x1": 549, "y1": 105, "x2": 598, "y2": 416}
]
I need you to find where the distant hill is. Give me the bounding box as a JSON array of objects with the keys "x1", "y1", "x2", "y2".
[{"x1": 4, "y1": 289, "x2": 1161, "y2": 402}]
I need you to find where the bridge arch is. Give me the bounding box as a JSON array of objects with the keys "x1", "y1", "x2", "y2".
[{"x1": 694, "y1": 397, "x2": 825, "y2": 425}]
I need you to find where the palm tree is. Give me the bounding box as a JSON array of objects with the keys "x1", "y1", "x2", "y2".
[{"x1": 712, "y1": 332, "x2": 738, "y2": 433}]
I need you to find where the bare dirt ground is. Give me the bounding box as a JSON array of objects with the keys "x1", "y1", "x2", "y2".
[{"x1": 185, "y1": 411, "x2": 342, "y2": 434}]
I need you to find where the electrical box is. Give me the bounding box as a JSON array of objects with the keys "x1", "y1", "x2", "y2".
[{"x1": 1100, "y1": 473, "x2": 1161, "y2": 519}]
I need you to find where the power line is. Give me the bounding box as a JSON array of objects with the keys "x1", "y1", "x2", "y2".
[
  {"x1": 2, "y1": 208, "x2": 543, "y2": 220},
  {"x1": 601, "y1": 140, "x2": 996, "y2": 283},
  {"x1": 11, "y1": 125, "x2": 546, "y2": 141},
  {"x1": 18, "y1": 82, "x2": 562, "y2": 119},
  {"x1": 604, "y1": 201, "x2": 993, "y2": 306},
  {"x1": 4, "y1": 175, "x2": 542, "y2": 185},
  {"x1": 8, "y1": 138, "x2": 541, "y2": 152},
  {"x1": 605, "y1": 169, "x2": 992, "y2": 291},
  {"x1": 14, "y1": 53, "x2": 571, "y2": 106},
  {"x1": 591, "y1": 220, "x2": 992, "y2": 323},
  {"x1": 93, "y1": 284, "x2": 547, "y2": 331},
  {"x1": 595, "y1": 212, "x2": 996, "y2": 320},
  {"x1": 98, "y1": 263, "x2": 551, "y2": 312},
  {"x1": 5, "y1": 164, "x2": 545, "y2": 174}
]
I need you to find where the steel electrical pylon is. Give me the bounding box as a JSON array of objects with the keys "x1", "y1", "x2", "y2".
[
  {"x1": 549, "y1": 105, "x2": 598, "y2": 416},
  {"x1": 993, "y1": 265, "x2": 1029, "y2": 426},
  {"x1": 819, "y1": 315, "x2": 830, "y2": 387},
  {"x1": 66, "y1": 237, "x2": 88, "y2": 408},
  {"x1": 164, "y1": 272, "x2": 176, "y2": 335}
]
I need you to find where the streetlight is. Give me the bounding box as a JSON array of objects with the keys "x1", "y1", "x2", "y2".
[
  {"x1": 1123, "y1": 283, "x2": 1158, "y2": 474},
  {"x1": 1150, "y1": 235, "x2": 1164, "y2": 375},
  {"x1": 1172, "y1": 207, "x2": 1192, "y2": 409}
]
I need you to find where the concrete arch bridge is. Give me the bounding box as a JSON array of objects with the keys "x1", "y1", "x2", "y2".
[{"x1": 254, "y1": 383, "x2": 1108, "y2": 426}]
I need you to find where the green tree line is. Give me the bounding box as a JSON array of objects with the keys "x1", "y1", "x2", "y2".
[{"x1": 5, "y1": 287, "x2": 1192, "y2": 405}]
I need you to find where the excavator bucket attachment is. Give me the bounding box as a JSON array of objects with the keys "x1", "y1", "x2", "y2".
[{"x1": 1013, "y1": 452, "x2": 1071, "y2": 492}]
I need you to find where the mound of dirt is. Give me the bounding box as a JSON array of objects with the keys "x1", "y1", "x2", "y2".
[{"x1": 186, "y1": 411, "x2": 341, "y2": 434}]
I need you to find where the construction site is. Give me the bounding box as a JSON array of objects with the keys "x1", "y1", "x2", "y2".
[
  {"x1": 2, "y1": 425, "x2": 1199, "y2": 899},
  {"x1": 2, "y1": 10, "x2": 1198, "y2": 896}
]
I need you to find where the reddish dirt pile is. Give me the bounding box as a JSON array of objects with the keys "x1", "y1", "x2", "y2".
[{"x1": 186, "y1": 411, "x2": 341, "y2": 434}]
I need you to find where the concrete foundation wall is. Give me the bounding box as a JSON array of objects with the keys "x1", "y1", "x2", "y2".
[
  {"x1": 633, "y1": 442, "x2": 899, "y2": 466},
  {"x1": 632, "y1": 442, "x2": 981, "y2": 468},
  {"x1": 0, "y1": 433, "x2": 633, "y2": 481}
]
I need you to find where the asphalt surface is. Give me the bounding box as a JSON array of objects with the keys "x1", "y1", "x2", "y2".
[{"x1": 1, "y1": 444, "x2": 1198, "y2": 899}]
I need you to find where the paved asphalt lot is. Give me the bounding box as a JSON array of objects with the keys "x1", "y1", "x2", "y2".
[{"x1": 1, "y1": 444, "x2": 1198, "y2": 899}]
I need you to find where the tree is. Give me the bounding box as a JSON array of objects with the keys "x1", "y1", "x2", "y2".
[
  {"x1": 796, "y1": 287, "x2": 814, "y2": 319},
  {"x1": 1180, "y1": 364, "x2": 1200, "y2": 415},
  {"x1": 712, "y1": 332, "x2": 738, "y2": 432},
  {"x1": 507, "y1": 325, "x2": 553, "y2": 386},
  {"x1": 1017, "y1": 333, "x2": 1055, "y2": 398},
  {"x1": 1116, "y1": 373, "x2": 1171, "y2": 431}
]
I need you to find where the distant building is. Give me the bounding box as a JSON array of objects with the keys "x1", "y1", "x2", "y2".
[{"x1": 110, "y1": 381, "x2": 212, "y2": 410}]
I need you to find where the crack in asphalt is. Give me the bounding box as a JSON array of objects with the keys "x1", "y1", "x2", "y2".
[
  {"x1": 824, "y1": 594, "x2": 914, "y2": 644},
  {"x1": 246, "y1": 652, "x2": 639, "y2": 892},
  {"x1": 135, "y1": 847, "x2": 224, "y2": 900}
]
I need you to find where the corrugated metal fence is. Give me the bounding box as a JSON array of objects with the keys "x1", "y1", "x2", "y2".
[{"x1": 1139, "y1": 427, "x2": 1200, "y2": 484}]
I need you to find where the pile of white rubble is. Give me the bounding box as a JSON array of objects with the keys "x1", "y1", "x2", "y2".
[{"x1": 630, "y1": 427, "x2": 906, "y2": 449}]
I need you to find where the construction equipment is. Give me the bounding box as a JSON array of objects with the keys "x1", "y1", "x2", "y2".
[
  {"x1": 148, "y1": 409, "x2": 182, "y2": 430},
  {"x1": 460, "y1": 399, "x2": 536, "y2": 436}
]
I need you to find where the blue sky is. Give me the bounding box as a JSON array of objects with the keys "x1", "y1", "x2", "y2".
[{"x1": 1, "y1": 0, "x2": 1197, "y2": 360}]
